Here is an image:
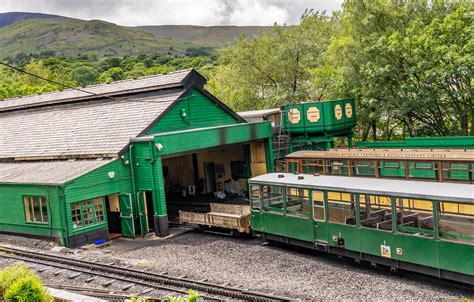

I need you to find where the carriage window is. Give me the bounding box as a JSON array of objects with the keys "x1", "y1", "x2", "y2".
[
  {"x1": 327, "y1": 191, "x2": 356, "y2": 225},
  {"x1": 302, "y1": 160, "x2": 324, "y2": 174},
  {"x1": 351, "y1": 160, "x2": 376, "y2": 177},
  {"x1": 359, "y1": 195, "x2": 392, "y2": 231},
  {"x1": 441, "y1": 162, "x2": 471, "y2": 182},
  {"x1": 438, "y1": 201, "x2": 474, "y2": 244},
  {"x1": 286, "y1": 187, "x2": 310, "y2": 218},
  {"x1": 261, "y1": 185, "x2": 285, "y2": 212},
  {"x1": 396, "y1": 198, "x2": 434, "y2": 237},
  {"x1": 312, "y1": 191, "x2": 325, "y2": 221},
  {"x1": 250, "y1": 185, "x2": 261, "y2": 210},
  {"x1": 328, "y1": 160, "x2": 349, "y2": 176}
]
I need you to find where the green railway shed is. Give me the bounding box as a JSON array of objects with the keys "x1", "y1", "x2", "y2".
[{"x1": 0, "y1": 69, "x2": 274, "y2": 247}]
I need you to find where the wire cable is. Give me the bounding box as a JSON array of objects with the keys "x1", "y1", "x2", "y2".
[{"x1": 0, "y1": 61, "x2": 196, "y2": 104}]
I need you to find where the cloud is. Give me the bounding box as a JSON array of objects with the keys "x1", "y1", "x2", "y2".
[{"x1": 0, "y1": 0, "x2": 343, "y2": 26}]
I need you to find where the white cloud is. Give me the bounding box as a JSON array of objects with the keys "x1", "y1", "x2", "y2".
[{"x1": 0, "y1": 0, "x2": 343, "y2": 26}]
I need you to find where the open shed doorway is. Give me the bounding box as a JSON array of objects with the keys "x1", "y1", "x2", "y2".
[
  {"x1": 162, "y1": 143, "x2": 260, "y2": 225},
  {"x1": 106, "y1": 194, "x2": 122, "y2": 240}
]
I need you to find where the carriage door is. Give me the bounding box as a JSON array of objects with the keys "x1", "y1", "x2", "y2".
[
  {"x1": 119, "y1": 194, "x2": 135, "y2": 238},
  {"x1": 284, "y1": 187, "x2": 314, "y2": 242},
  {"x1": 249, "y1": 185, "x2": 263, "y2": 232}
]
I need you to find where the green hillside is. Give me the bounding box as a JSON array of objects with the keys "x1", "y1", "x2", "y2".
[
  {"x1": 0, "y1": 18, "x2": 195, "y2": 60},
  {"x1": 134, "y1": 25, "x2": 273, "y2": 46}
]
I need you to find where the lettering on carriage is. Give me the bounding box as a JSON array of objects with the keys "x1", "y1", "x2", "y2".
[{"x1": 288, "y1": 108, "x2": 301, "y2": 124}]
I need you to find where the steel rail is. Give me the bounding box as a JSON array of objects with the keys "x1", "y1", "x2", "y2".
[{"x1": 0, "y1": 246, "x2": 294, "y2": 301}]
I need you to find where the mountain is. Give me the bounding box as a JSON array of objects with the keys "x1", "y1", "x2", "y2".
[
  {"x1": 134, "y1": 25, "x2": 272, "y2": 46},
  {"x1": 0, "y1": 17, "x2": 194, "y2": 60},
  {"x1": 0, "y1": 12, "x2": 271, "y2": 60},
  {"x1": 0, "y1": 12, "x2": 72, "y2": 27}
]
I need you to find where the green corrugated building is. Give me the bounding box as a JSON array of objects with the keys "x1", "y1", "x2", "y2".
[{"x1": 0, "y1": 69, "x2": 274, "y2": 247}]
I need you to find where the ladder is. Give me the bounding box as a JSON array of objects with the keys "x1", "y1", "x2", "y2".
[{"x1": 275, "y1": 108, "x2": 292, "y2": 165}]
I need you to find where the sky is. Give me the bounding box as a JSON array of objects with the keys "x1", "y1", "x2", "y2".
[{"x1": 0, "y1": 0, "x2": 344, "y2": 26}]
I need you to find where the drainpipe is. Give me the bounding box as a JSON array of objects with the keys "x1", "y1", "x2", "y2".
[
  {"x1": 148, "y1": 141, "x2": 160, "y2": 236},
  {"x1": 58, "y1": 186, "x2": 69, "y2": 247},
  {"x1": 129, "y1": 144, "x2": 137, "y2": 236}
]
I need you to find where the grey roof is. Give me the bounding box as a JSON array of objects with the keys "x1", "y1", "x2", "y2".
[
  {"x1": 0, "y1": 69, "x2": 194, "y2": 112},
  {"x1": 238, "y1": 108, "x2": 280, "y2": 118},
  {"x1": 0, "y1": 159, "x2": 113, "y2": 185},
  {"x1": 249, "y1": 173, "x2": 474, "y2": 203},
  {"x1": 0, "y1": 88, "x2": 184, "y2": 159}
]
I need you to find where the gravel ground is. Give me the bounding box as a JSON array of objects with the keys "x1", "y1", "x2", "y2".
[{"x1": 1, "y1": 232, "x2": 472, "y2": 301}]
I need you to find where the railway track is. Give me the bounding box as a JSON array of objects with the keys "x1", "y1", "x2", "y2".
[{"x1": 0, "y1": 246, "x2": 294, "y2": 301}]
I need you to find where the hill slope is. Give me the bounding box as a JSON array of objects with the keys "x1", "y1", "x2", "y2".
[
  {"x1": 0, "y1": 12, "x2": 72, "y2": 27},
  {"x1": 0, "y1": 18, "x2": 194, "y2": 59},
  {"x1": 135, "y1": 25, "x2": 272, "y2": 46}
]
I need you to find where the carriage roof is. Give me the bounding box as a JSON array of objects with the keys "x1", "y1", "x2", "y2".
[{"x1": 249, "y1": 173, "x2": 474, "y2": 203}]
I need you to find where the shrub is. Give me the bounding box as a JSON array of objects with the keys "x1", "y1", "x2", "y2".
[
  {"x1": 4, "y1": 275, "x2": 53, "y2": 302},
  {"x1": 0, "y1": 263, "x2": 52, "y2": 302},
  {"x1": 0, "y1": 263, "x2": 33, "y2": 296},
  {"x1": 165, "y1": 290, "x2": 201, "y2": 302}
]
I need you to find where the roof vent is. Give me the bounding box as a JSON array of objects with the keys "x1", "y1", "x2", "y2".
[
  {"x1": 293, "y1": 171, "x2": 299, "y2": 175},
  {"x1": 298, "y1": 175, "x2": 304, "y2": 180},
  {"x1": 314, "y1": 172, "x2": 320, "y2": 176},
  {"x1": 278, "y1": 174, "x2": 285, "y2": 178}
]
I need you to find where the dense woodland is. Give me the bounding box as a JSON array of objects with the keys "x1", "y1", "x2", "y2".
[{"x1": 0, "y1": 0, "x2": 472, "y2": 141}]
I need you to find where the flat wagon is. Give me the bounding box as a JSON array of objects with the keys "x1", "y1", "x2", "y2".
[
  {"x1": 179, "y1": 203, "x2": 251, "y2": 234},
  {"x1": 249, "y1": 173, "x2": 474, "y2": 284}
]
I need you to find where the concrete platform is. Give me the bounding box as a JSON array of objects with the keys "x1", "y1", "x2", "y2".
[{"x1": 47, "y1": 287, "x2": 107, "y2": 302}]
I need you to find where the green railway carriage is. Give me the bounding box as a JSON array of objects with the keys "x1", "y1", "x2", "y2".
[
  {"x1": 249, "y1": 173, "x2": 474, "y2": 284},
  {"x1": 285, "y1": 149, "x2": 474, "y2": 183}
]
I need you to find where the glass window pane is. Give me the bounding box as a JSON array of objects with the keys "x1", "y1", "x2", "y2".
[
  {"x1": 250, "y1": 185, "x2": 260, "y2": 210},
  {"x1": 40, "y1": 197, "x2": 48, "y2": 223},
  {"x1": 94, "y1": 198, "x2": 104, "y2": 222},
  {"x1": 439, "y1": 201, "x2": 474, "y2": 244},
  {"x1": 24, "y1": 197, "x2": 32, "y2": 222},
  {"x1": 359, "y1": 195, "x2": 392, "y2": 231},
  {"x1": 286, "y1": 187, "x2": 310, "y2": 218},
  {"x1": 71, "y1": 203, "x2": 83, "y2": 229},
  {"x1": 32, "y1": 197, "x2": 41, "y2": 222},
  {"x1": 312, "y1": 191, "x2": 325, "y2": 221},
  {"x1": 327, "y1": 191, "x2": 355, "y2": 225},
  {"x1": 261, "y1": 185, "x2": 284, "y2": 212},
  {"x1": 83, "y1": 207, "x2": 94, "y2": 225},
  {"x1": 396, "y1": 198, "x2": 434, "y2": 237}
]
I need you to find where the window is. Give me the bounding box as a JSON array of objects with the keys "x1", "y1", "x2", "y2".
[
  {"x1": 71, "y1": 204, "x2": 82, "y2": 228},
  {"x1": 438, "y1": 201, "x2": 474, "y2": 244},
  {"x1": 286, "y1": 187, "x2": 310, "y2": 218},
  {"x1": 24, "y1": 196, "x2": 48, "y2": 224},
  {"x1": 302, "y1": 160, "x2": 324, "y2": 174},
  {"x1": 327, "y1": 160, "x2": 349, "y2": 176},
  {"x1": 261, "y1": 185, "x2": 285, "y2": 212},
  {"x1": 351, "y1": 160, "x2": 377, "y2": 177},
  {"x1": 250, "y1": 185, "x2": 261, "y2": 210},
  {"x1": 71, "y1": 198, "x2": 105, "y2": 229},
  {"x1": 312, "y1": 191, "x2": 325, "y2": 221},
  {"x1": 396, "y1": 198, "x2": 434, "y2": 237},
  {"x1": 359, "y1": 195, "x2": 392, "y2": 231},
  {"x1": 94, "y1": 199, "x2": 105, "y2": 222},
  {"x1": 327, "y1": 192, "x2": 355, "y2": 225}
]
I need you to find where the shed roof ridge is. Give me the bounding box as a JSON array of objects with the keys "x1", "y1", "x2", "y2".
[{"x1": 1, "y1": 68, "x2": 194, "y2": 102}]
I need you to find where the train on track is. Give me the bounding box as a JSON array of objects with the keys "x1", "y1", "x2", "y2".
[{"x1": 248, "y1": 172, "x2": 474, "y2": 284}]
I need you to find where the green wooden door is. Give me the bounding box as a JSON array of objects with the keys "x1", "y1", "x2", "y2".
[
  {"x1": 119, "y1": 194, "x2": 135, "y2": 238},
  {"x1": 137, "y1": 192, "x2": 149, "y2": 236}
]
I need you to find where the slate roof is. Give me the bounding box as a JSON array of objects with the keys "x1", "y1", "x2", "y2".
[
  {"x1": 0, "y1": 88, "x2": 184, "y2": 159},
  {"x1": 0, "y1": 69, "x2": 211, "y2": 160},
  {"x1": 0, "y1": 69, "x2": 197, "y2": 112},
  {"x1": 0, "y1": 160, "x2": 112, "y2": 185}
]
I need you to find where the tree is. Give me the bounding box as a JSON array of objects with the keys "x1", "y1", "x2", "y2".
[
  {"x1": 99, "y1": 67, "x2": 125, "y2": 83},
  {"x1": 71, "y1": 66, "x2": 99, "y2": 86}
]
